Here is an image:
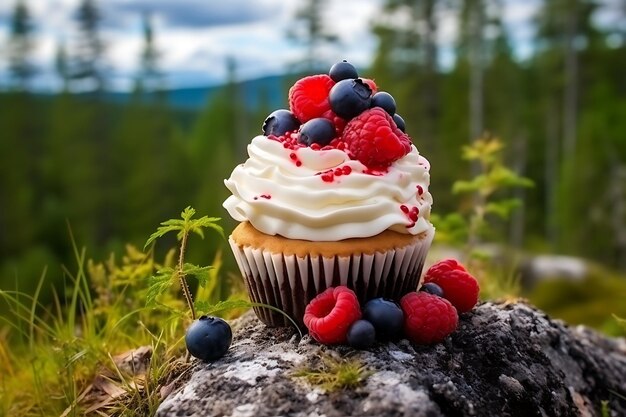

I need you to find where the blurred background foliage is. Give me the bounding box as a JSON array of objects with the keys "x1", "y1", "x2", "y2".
[
  {"x1": 1, "y1": 0, "x2": 626, "y2": 414},
  {"x1": 1, "y1": 0, "x2": 626, "y2": 334}
]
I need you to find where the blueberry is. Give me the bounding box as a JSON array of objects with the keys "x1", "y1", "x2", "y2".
[
  {"x1": 393, "y1": 113, "x2": 406, "y2": 132},
  {"x1": 185, "y1": 316, "x2": 232, "y2": 362},
  {"x1": 420, "y1": 282, "x2": 444, "y2": 298},
  {"x1": 329, "y1": 60, "x2": 358, "y2": 82},
  {"x1": 347, "y1": 320, "x2": 376, "y2": 349},
  {"x1": 262, "y1": 109, "x2": 301, "y2": 136},
  {"x1": 329, "y1": 78, "x2": 372, "y2": 120},
  {"x1": 362, "y1": 298, "x2": 404, "y2": 341},
  {"x1": 371, "y1": 91, "x2": 396, "y2": 116},
  {"x1": 298, "y1": 118, "x2": 335, "y2": 147}
]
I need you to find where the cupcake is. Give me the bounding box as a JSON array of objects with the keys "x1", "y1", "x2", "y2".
[{"x1": 223, "y1": 61, "x2": 435, "y2": 327}]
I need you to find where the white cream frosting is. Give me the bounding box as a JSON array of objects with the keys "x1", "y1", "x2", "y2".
[{"x1": 223, "y1": 135, "x2": 433, "y2": 241}]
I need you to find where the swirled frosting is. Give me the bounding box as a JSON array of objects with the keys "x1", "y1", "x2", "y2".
[{"x1": 223, "y1": 135, "x2": 433, "y2": 241}]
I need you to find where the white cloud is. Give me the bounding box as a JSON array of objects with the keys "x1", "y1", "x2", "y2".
[
  {"x1": 9, "y1": 0, "x2": 620, "y2": 91},
  {"x1": 1, "y1": 0, "x2": 384, "y2": 90}
]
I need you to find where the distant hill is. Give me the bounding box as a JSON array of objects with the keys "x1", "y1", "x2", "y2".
[{"x1": 105, "y1": 74, "x2": 289, "y2": 111}]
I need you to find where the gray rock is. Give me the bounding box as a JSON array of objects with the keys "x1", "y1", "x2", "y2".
[{"x1": 157, "y1": 302, "x2": 626, "y2": 417}]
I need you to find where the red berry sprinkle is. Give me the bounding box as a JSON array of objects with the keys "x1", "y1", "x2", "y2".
[
  {"x1": 363, "y1": 168, "x2": 387, "y2": 176},
  {"x1": 316, "y1": 165, "x2": 353, "y2": 183},
  {"x1": 424, "y1": 259, "x2": 480, "y2": 313},
  {"x1": 343, "y1": 108, "x2": 412, "y2": 169},
  {"x1": 417, "y1": 185, "x2": 424, "y2": 195},
  {"x1": 400, "y1": 205, "x2": 420, "y2": 227},
  {"x1": 320, "y1": 172, "x2": 334, "y2": 182},
  {"x1": 400, "y1": 292, "x2": 458, "y2": 345},
  {"x1": 303, "y1": 286, "x2": 362, "y2": 344}
]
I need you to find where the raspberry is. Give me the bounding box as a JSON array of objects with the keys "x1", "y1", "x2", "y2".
[
  {"x1": 342, "y1": 107, "x2": 412, "y2": 169},
  {"x1": 423, "y1": 259, "x2": 479, "y2": 313},
  {"x1": 424, "y1": 258, "x2": 467, "y2": 280},
  {"x1": 321, "y1": 109, "x2": 347, "y2": 136},
  {"x1": 303, "y1": 286, "x2": 361, "y2": 344},
  {"x1": 288, "y1": 74, "x2": 334, "y2": 123},
  {"x1": 361, "y1": 78, "x2": 378, "y2": 93},
  {"x1": 400, "y1": 292, "x2": 458, "y2": 345}
]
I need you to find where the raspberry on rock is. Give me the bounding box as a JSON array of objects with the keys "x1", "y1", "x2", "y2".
[
  {"x1": 288, "y1": 74, "x2": 335, "y2": 122},
  {"x1": 424, "y1": 258, "x2": 467, "y2": 280},
  {"x1": 303, "y1": 286, "x2": 361, "y2": 344},
  {"x1": 400, "y1": 292, "x2": 458, "y2": 345},
  {"x1": 343, "y1": 107, "x2": 412, "y2": 169},
  {"x1": 424, "y1": 259, "x2": 479, "y2": 313}
]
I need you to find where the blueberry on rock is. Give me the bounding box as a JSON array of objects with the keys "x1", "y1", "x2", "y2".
[
  {"x1": 371, "y1": 91, "x2": 396, "y2": 116},
  {"x1": 298, "y1": 118, "x2": 335, "y2": 147},
  {"x1": 329, "y1": 60, "x2": 358, "y2": 82},
  {"x1": 420, "y1": 282, "x2": 444, "y2": 298},
  {"x1": 362, "y1": 298, "x2": 404, "y2": 341},
  {"x1": 347, "y1": 319, "x2": 376, "y2": 349},
  {"x1": 185, "y1": 316, "x2": 232, "y2": 362},
  {"x1": 263, "y1": 109, "x2": 301, "y2": 136},
  {"x1": 329, "y1": 78, "x2": 372, "y2": 120},
  {"x1": 393, "y1": 113, "x2": 406, "y2": 132}
]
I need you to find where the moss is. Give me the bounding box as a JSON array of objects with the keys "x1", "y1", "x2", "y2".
[
  {"x1": 292, "y1": 354, "x2": 372, "y2": 392},
  {"x1": 527, "y1": 267, "x2": 626, "y2": 336}
]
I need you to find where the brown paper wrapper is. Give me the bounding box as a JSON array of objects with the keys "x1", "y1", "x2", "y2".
[{"x1": 229, "y1": 227, "x2": 434, "y2": 327}]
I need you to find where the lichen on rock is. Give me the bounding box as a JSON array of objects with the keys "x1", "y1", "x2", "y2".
[{"x1": 157, "y1": 302, "x2": 626, "y2": 417}]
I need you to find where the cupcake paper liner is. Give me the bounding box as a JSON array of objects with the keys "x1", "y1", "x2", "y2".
[{"x1": 229, "y1": 228, "x2": 435, "y2": 328}]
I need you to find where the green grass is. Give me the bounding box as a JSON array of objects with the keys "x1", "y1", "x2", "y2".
[{"x1": 0, "y1": 232, "x2": 243, "y2": 416}]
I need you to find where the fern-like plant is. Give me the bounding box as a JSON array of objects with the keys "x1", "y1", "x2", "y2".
[
  {"x1": 144, "y1": 206, "x2": 223, "y2": 319},
  {"x1": 433, "y1": 135, "x2": 533, "y2": 256}
]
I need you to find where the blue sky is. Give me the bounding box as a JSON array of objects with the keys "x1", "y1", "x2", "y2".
[{"x1": 0, "y1": 0, "x2": 557, "y2": 92}]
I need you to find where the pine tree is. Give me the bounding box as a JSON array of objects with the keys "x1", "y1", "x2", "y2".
[
  {"x1": 288, "y1": 0, "x2": 338, "y2": 73},
  {"x1": 533, "y1": 0, "x2": 600, "y2": 249},
  {"x1": 55, "y1": 42, "x2": 70, "y2": 92},
  {"x1": 70, "y1": 0, "x2": 106, "y2": 92},
  {"x1": 0, "y1": 94, "x2": 36, "y2": 255},
  {"x1": 134, "y1": 12, "x2": 164, "y2": 96},
  {"x1": 7, "y1": 0, "x2": 35, "y2": 90},
  {"x1": 371, "y1": 0, "x2": 450, "y2": 209},
  {"x1": 371, "y1": 0, "x2": 440, "y2": 144}
]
